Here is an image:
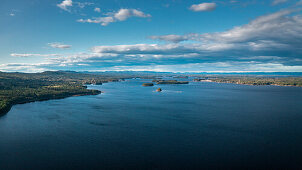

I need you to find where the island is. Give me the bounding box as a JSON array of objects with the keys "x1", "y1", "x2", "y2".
[{"x1": 142, "y1": 83, "x2": 154, "y2": 86}]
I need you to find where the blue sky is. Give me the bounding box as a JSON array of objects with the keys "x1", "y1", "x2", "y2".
[{"x1": 1, "y1": 0, "x2": 302, "y2": 72}]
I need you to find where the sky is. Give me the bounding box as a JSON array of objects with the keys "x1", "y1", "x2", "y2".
[{"x1": 1, "y1": 0, "x2": 302, "y2": 73}]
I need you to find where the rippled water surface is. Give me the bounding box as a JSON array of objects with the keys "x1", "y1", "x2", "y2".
[{"x1": 1, "y1": 79, "x2": 302, "y2": 169}]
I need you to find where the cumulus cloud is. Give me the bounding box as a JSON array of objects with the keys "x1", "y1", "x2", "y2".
[
  {"x1": 157, "y1": 9, "x2": 302, "y2": 47},
  {"x1": 189, "y1": 3, "x2": 216, "y2": 12},
  {"x1": 57, "y1": 1, "x2": 93, "y2": 12},
  {"x1": 200, "y1": 9, "x2": 302, "y2": 48},
  {"x1": 150, "y1": 9, "x2": 302, "y2": 48},
  {"x1": 48, "y1": 42, "x2": 72, "y2": 49},
  {"x1": 77, "y1": 17, "x2": 114, "y2": 26},
  {"x1": 94, "y1": 7, "x2": 101, "y2": 13},
  {"x1": 57, "y1": 0, "x2": 72, "y2": 11},
  {"x1": 272, "y1": 0, "x2": 287, "y2": 5},
  {"x1": 77, "y1": 8, "x2": 151, "y2": 26},
  {"x1": 114, "y1": 9, "x2": 150, "y2": 20}
]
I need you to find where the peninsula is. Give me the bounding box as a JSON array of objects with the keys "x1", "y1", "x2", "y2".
[{"x1": 0, "y1": 71, "x2": 126, "y2": 115}]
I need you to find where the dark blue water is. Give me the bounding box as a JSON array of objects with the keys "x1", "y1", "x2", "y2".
[{"x1": 1, "y1": 79, "x2": 302, "y2": 169}]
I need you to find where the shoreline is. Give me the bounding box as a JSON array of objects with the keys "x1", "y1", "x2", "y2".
[
  {"x1": 0, "y1": 90, "x2": 101, "y2": 116},
  {"x1": 194, "y1": 80, "x2": 301, "y2": 87}
]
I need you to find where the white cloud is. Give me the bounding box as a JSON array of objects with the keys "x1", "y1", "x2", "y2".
[
  {"x1": 57, "y1": 0, "x2": 72, "y2": 11},
  {"x1": 94, "y1": 7, "x2": 101, "y2": 13},
  {"x1": 201, "y1": 9, "x2": 302, "y2": 46},
  {"x1": 48, "y1": 42, "x2": 72, "y2": 49},
  {"x1": 150, "y1": 9, "x2": 302, "y2": 49},
  {"x1": 114, "y1": 9, "x2": 150, "y2": 21},
  {"x1": 77, "y1": 8, "x2": 151, "y2": 26},
  {"x1": 189, "y1": 3, "x2": 216, "y2": 12},
  {"x1": 77, "y1": 2, "x2": 93, "y2": 8},
  {"x1": 11, "y1": 53, "x2": 62, "y2": 57},
  {"x1": 9, "y1": 13, "x2": 15, "y2": 16},
  {"x1": 77, "y1": 17, "x2": 115, "y2": 26},
  {"x1": 272, "y1": 0, "x2": 287, "y2": 5},
  {"x1": 91, "y1": 44, "x2": 197, "y2": 54}
]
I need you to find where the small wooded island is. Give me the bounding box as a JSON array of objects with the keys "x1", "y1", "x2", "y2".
[{"x1": 142, "y1": 83, "x2": 154, "y2": 86}]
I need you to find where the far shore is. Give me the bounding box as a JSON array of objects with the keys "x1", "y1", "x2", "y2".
[{"x1": 198, "y1": 79, "x2": 301, "y2": 87}]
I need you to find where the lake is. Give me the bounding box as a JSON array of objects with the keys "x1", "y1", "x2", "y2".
[{"x1": 1, "y1": 79, "x2": 302, "y2": 169}]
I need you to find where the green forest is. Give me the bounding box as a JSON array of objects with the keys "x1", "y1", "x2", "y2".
[
  {"x1": 0, "y1": 71, "x2": 129, "y2": 114},
  {"x1": 209, "y1": 77, "x2": 302, "y2": 86}
]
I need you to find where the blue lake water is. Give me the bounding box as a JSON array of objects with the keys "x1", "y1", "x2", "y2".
[{"x1": 0, "y1": 79, "x2": 302, "y2": 169}]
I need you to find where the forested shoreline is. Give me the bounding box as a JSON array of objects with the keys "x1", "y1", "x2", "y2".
[
  {"x1": 199, "y1": 77, "x2": 302, "y2": 87},
  {"x1": 0, "y1": 71, "x2": 127, "y2": 115}
]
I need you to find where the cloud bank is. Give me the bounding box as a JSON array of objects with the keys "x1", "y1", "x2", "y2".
[
  {"x1": 7, "y1": 9, "x2": 302, "y2": 72},
  {"x1": 150, "y1": 9, "x2": 302, "y2": 50}
]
